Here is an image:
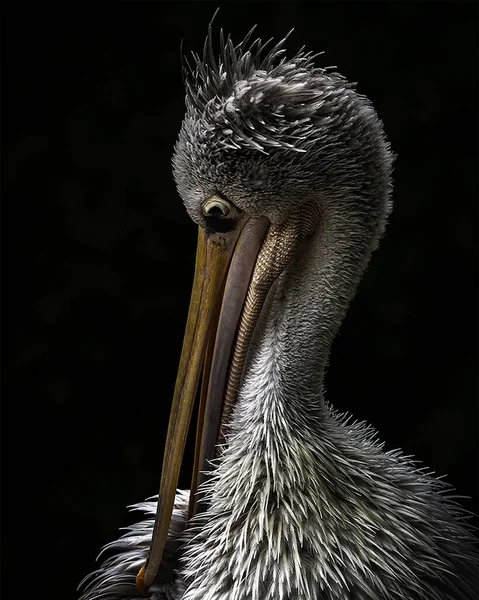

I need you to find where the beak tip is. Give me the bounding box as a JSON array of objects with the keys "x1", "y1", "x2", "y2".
[{"x1": 136, "y1": 563, "x2": 149, "y2": 596}]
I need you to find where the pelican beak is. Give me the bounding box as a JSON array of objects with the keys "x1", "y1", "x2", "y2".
[{"x1": 137, "y1": 216, "x2": 269, "y2": 594}]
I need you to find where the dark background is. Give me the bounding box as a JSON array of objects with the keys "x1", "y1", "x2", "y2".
[{"x1": 3, "y1": 2, "x2": 478, "y2": 598}]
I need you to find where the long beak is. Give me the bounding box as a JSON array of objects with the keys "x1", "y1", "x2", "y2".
[{"x1": 137, "y1": 216, "x2": 269, "y2": 593}]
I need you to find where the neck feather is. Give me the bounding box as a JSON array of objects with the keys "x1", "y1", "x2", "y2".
[
  {"x1": 240, "y1": 197, "x2": 376, "y2": 421},
  {"x1": 179, "y1": 200, "x2": 477, "y2": 600}
]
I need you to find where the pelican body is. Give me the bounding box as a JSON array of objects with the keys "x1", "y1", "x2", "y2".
[{"x1": 80, "y1": 25, "x2": 478, "y2": 600}]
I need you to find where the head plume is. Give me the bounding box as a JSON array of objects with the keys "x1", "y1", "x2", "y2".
[
  {"x1": 182, "y1": 23, "x2": 340, "y2": 154},
  {"x1": 174, "y1": 21, "x2": 394, "y2": 241}
]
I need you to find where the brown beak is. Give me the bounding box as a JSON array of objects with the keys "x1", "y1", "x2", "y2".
[{"x1": 137, "y1": 216, "x2": 269, "y2": 593}]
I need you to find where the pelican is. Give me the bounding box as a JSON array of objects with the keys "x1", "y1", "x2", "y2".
[{"x1": 80, "y1": 24, "x2": 478, "y2": 600}]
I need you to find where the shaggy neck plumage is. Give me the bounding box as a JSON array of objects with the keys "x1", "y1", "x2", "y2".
[{"x1": 240, "y1": 196, "x2": 376, "y2": 423}]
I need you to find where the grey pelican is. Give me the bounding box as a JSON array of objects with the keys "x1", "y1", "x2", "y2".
[{"x1": 79, "y1": 25, "x2": 478, "y2": 600}]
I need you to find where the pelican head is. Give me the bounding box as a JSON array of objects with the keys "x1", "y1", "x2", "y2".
[
  {"x1": 175, "y1": 29, "x2": 391, "y2": 235},
  {"x1": 80, "y1": 24, "x2": 477, "y2": 600}
]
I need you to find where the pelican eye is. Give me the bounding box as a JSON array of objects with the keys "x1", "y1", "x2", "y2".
[{"x1": 202, "y1": 197, "x2": 231, "y2": 219}]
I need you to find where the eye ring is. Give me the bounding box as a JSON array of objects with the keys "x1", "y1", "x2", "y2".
[{"x1": 202, "y1": 196, "x2": 231, "y2": 219}]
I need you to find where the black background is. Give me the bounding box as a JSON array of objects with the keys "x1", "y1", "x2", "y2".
[{"x1": 3, "y1": 2, "x2": 478, "y2": 598}]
